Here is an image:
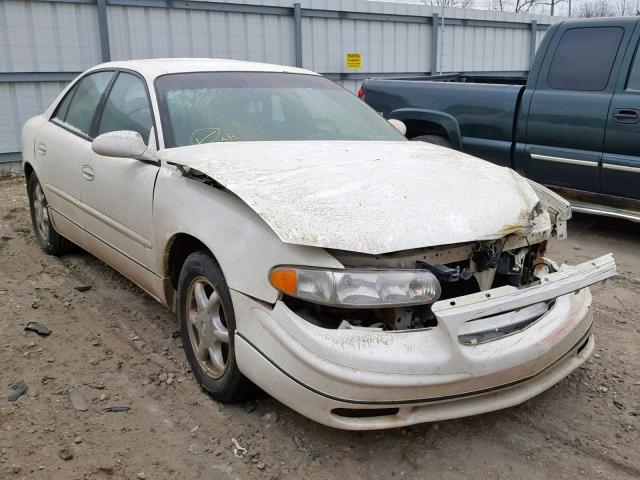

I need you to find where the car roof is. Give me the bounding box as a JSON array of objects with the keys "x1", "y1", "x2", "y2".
[{"x1": 86, "y1": 58, "x2": 318, "y2": 81}]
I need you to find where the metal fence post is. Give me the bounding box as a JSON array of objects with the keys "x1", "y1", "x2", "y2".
[
  {"x1": 529, "y1": 20, "x2": 537, "y2": 69},
  {"x1": 431, "y1": 13, "x2": 439, "y2": 76},
  {"x1": 293, "y1": 3, "x2": 303, "y2": 68},
  {"x1": 97, "y1": 0, "x2": 111, "y2": 62}
]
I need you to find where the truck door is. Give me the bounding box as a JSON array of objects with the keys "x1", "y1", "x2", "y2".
[
  {"x1": 602, "y1": 27, "x2": 640, "y2": 201},
  {"x1": 521, "y1": 22, "x2": 632, "y2": 194}
]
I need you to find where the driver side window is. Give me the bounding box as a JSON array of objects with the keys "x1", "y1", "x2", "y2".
[{"x1": 97, "y1": 72, "x2": 153, "y2": 144}]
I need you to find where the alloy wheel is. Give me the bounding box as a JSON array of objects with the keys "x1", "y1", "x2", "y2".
[
  {"x1": 33, "y1": 182, "x2": 50, "y2": 243},
  {"x1": 186, "y1": 277, "x2": 230, "y2": 379}
]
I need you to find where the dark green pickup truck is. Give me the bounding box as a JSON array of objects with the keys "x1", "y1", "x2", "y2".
[{"x1": 361, "y1": 17, "x2": 640, "y2": 221}]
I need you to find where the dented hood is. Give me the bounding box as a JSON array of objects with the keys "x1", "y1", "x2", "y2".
[{"x1": 160, "y1": 141, "x2": 541, "y2": 255}]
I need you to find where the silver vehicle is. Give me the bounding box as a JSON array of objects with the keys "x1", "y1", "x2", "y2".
[{"x1": 21, "y1": 59, "x2": 616, "y2": 430}]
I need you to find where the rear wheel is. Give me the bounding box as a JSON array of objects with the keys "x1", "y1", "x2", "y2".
[
  {"x1": 177, "y1": 251, "x2": 255, "y2": 402},
  {"x1": 411, "y1": 134, "x2": 453, "y2": 149},
  {"x1": 27, "y1": 173, "x2": 73, "y2": 255}
]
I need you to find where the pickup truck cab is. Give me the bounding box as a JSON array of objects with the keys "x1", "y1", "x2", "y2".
[{"x1": 362, "y1": 17, "x2": 640, "y2": 221}]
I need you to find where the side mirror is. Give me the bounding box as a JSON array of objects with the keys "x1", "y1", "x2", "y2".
[
  {"x1": 388, "y1": 119, "x2": 407, "y2": 136},
  {"x1": 92, "y1": 131, "x2": 156, "y2": 162}
]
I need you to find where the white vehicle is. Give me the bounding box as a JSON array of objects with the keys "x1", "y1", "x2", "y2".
[{"x1": 21, "y1": 59, "x2": 616, "y2": 430}]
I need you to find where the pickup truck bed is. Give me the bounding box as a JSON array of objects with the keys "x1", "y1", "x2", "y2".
[
  {"x1": 389, "y1": 72, "x2": 528, "y2": 85},
  {"x1": 364, "y1": 79, "x2": 524, "y2": 165},
  {"x1": 362, "y1": 17, "x2": 640, "y2": 220}
]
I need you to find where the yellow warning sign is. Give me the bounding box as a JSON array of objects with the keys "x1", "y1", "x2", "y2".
[{"x1": 346, "y1": 52, "x2": 362, "y2": 69}]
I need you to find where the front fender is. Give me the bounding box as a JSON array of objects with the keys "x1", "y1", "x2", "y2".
[
  {"x1": 388, "y1": 108, "x2": 462, "y2": 151},
  {"x1": 152, "y1": 165, "x2": 344, "y2": 304}
]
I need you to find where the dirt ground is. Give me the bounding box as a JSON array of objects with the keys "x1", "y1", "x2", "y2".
[{"x1": 0, "y1": 172, "x2": 638, "y2": 480}]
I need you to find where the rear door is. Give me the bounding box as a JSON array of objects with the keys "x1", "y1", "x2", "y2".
[
  {"x1": 602, "y1": 23, "x2": 640, "y2": 201},
  {"x1": 37, "y1": 71, "x2": 114, "y2": 223},
  {"x1": 521, "y1": 21, "x2": 633, "y2": 194}
]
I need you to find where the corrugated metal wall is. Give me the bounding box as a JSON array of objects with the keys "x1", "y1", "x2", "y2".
[
  {"x1": 0, "y1": 0, "x2": 559, "y2": 170},
  {"x1": 302, "y1": 16, "x2": 430, "y2": 73},
  {"x1": 442, "y1": 24, "x2": 530, "y2": 72},
  {"x1": 0, "y1": 80, "x2": 69, "y2": 167},
  {"x1": 0, "y1": 1, "x2": 102, "y2": 72},
  {"x1": 107, "y1": 5, "x2": 296, "y2": 65}
]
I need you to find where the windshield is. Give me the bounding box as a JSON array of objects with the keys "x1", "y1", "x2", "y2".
[{"x1": 155, "y1": 72, "x2": 406, "y2": 147}]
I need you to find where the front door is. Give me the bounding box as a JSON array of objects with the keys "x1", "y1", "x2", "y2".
[
  {"x1": 521, "y1": 23, "x2": 632, "y2": 194},
  {"x1": 602, "y1": 27, "x2": 640, "y2": 202},
  {"x1": 78, "y1": 71, "x2": 159, "y2": 269}
]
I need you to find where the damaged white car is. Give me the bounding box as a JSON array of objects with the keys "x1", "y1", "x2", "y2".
[{"x1": 22, "y1": 59, "x2": 616, "y2": 430}]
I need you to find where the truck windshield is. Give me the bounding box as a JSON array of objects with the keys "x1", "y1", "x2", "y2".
[{"x1": 155, "y1": 72, "x2": 405, "y2": 147}]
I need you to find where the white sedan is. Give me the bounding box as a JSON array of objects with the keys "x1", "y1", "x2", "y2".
[{"x1": 21, "y1": 59, "x2": 616, "y2": 430}]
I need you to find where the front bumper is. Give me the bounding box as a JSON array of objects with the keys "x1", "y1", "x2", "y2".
[{"x1": 233, "y1": 254, "x2": 615, "y2": 430}]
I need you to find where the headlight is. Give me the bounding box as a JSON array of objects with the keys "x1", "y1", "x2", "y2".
[{"x1": 269, "y1": 266, "x2": 441, "y2": 308}]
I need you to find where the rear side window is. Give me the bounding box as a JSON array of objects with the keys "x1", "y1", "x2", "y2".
[
  {"x1": 547, "y1": 27, "x2": 623, "y2": 91},
  {"x1": 53, "y1": 84, "x2": 77, "y2": 122},
  {"x1": 97, "y1": 72, "x2": 153, "y2": 144},
  {"x1": 62, "y1": 71, "x2": 114, "y2": 136},
  {"x1": 626, "y1": 44, "x2": 640, "y2": 92}
]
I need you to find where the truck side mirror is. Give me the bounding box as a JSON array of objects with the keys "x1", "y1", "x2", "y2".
[{"x1": 388, "y1": 119, "x2": 407, "y2": 136}]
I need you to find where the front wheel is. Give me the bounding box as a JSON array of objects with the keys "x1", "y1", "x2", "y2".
[{"x1": 177, "y1": 251, "x2": 255, "y2": 402}]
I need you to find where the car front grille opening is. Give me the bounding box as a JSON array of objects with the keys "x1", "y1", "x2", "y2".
[
  {"x1": 458, "y1": 301, "x2": 553, "y2": 345},
  {"x1": 331, "y1": 408, "x2": 400, "y2": 418}
]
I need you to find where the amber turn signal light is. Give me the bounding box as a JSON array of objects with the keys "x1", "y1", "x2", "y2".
[{"x1": 269, "y1": 268, "x2": 297, "y2": 295}]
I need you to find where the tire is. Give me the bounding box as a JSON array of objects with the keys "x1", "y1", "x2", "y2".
[
  {"x1": 177, "y1": 251, "x2": 255, "y2": 402},
  {"x1": 411, "y1": 134, "x2": 453, "y2": 149},
  {"x1": 27, "y1": 173, "x2": 73, "y2": 255}
]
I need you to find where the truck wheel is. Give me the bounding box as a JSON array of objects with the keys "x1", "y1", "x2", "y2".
[
  {"x1": 27, "y1": 173, "x2": 73, "y2": 255},
  {"x1": 177, "y1": 251, "x2": 256, "y2": 402},
  {"x1": 411, "y1": 135, "x2": 452, "y2": 149}
]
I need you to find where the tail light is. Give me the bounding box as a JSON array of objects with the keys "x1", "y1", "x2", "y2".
[{"x1": 357, "y1": 85, "x2": 365, "y2": 101}]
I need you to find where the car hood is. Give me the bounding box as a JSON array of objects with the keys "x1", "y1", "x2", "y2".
[{"x1": 160, "y1": 141, "x2": 542, "y2": 255}]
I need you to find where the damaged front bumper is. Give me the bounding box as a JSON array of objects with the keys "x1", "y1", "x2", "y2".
[{"x1": 233, "y1": 254, "x2": 616, "y2": 430}]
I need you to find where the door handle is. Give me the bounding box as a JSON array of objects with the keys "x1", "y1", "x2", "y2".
[
  {"x1": 81, "y1": 165, "x2": 95, "y2": 181},
  {"x1": 37, "y1": 142, "x2": 47, "y2": 156},
  {"x1": 612, "y1": 109, "x2": 640, "y2": 124}
]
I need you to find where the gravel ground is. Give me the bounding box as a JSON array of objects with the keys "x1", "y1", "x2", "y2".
[{"x1": 1, "y1": 173, "x2": 639, "y2": 479}]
